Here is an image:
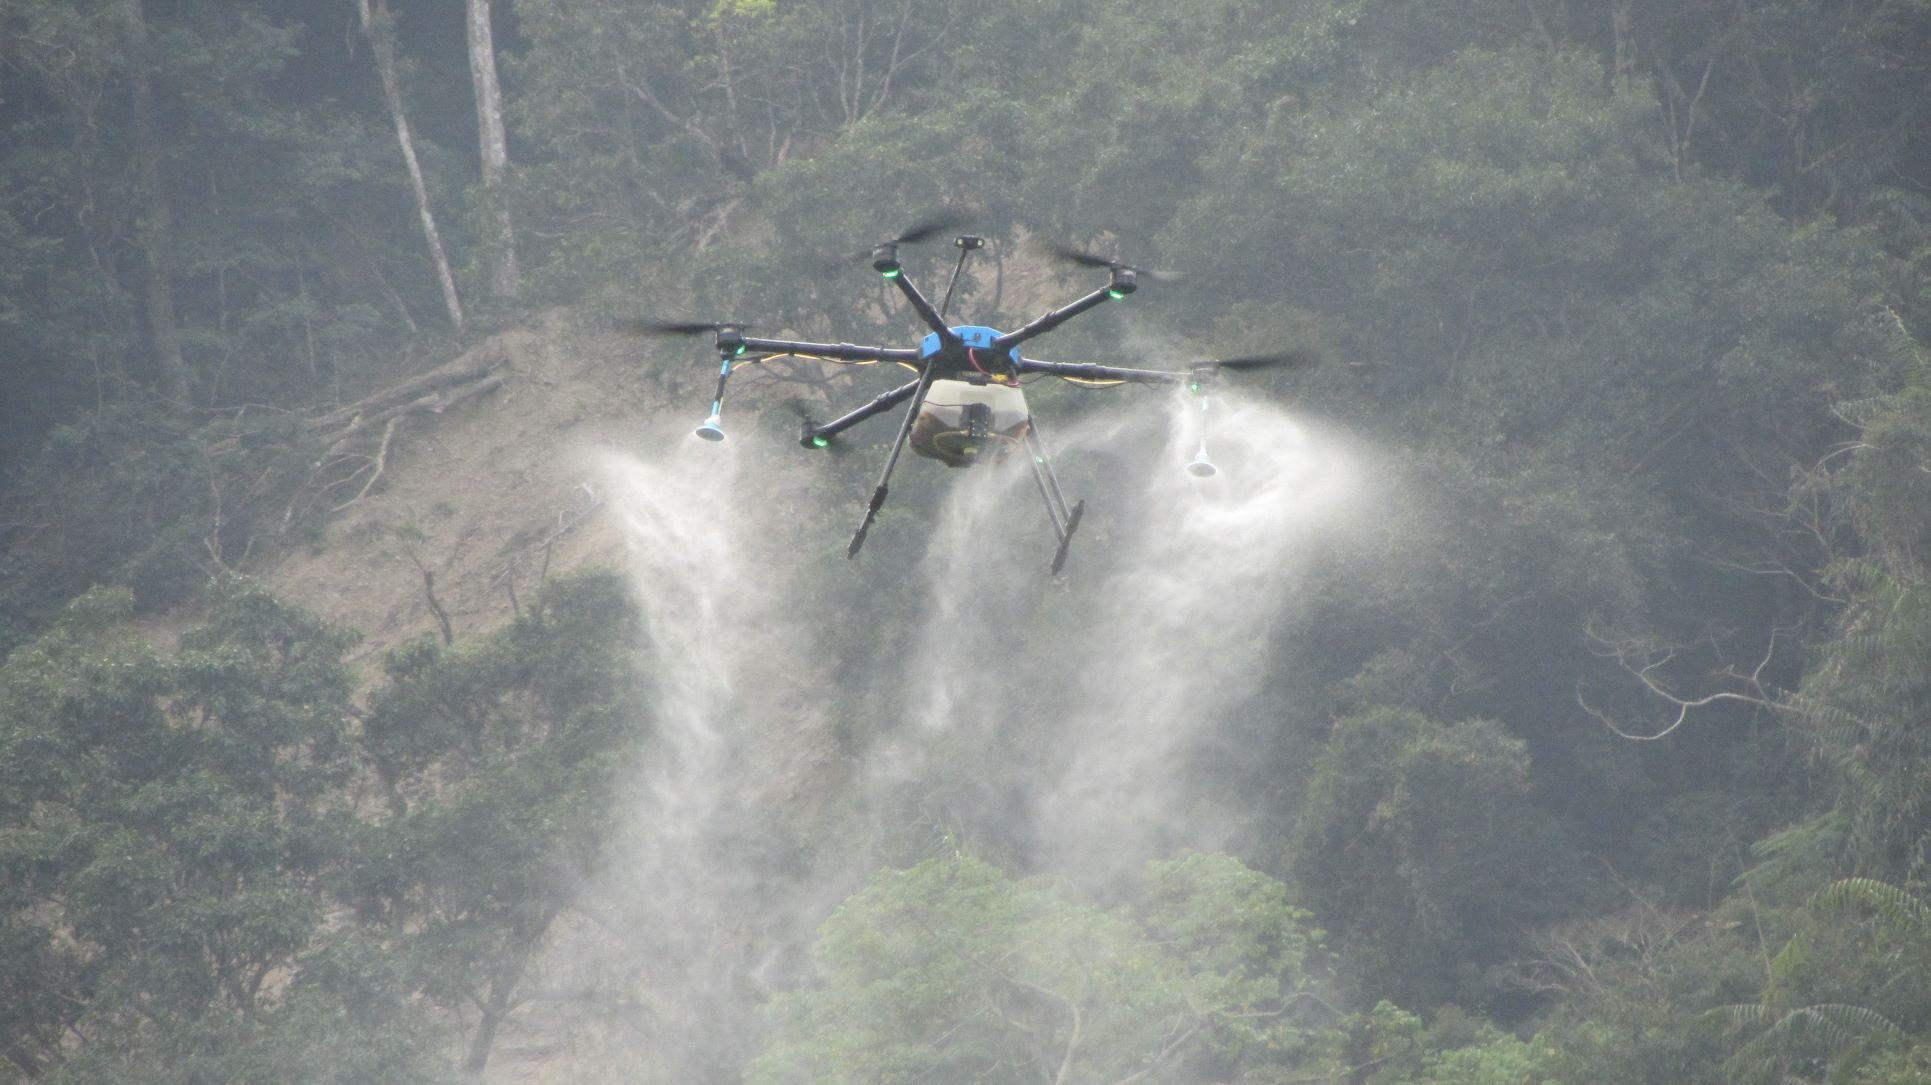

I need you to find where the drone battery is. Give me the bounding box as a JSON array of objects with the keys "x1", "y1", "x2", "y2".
[{"x1": 911, "y1": 379, "x2": 1030, "y2": 467}]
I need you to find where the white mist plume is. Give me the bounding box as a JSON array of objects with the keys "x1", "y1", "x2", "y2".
[
  {"x1": 1033, "y1": 393, "x2": 1352, "y2": 877},
  {"x1": 535, "y1": 391, "x2": 1357, "y2": 1080},
  {"x1": 854, "y1": 389, "x2": 1354, "y2": 881},
  {"x1": 556, "y1": 433, "x2": 835, "y2": 1082}
]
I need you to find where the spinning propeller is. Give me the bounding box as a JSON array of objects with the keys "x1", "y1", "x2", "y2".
[
  {"x1": 1197, "y1": 352, "x2": 1319, "y2": 371},
  {"x1": 871, "y1": 213, "x2": 966, "y2": 248},
  {"x1": 618, "y1": 318, "x2": 754, "y2": 339},
  {"x1": 1037, "y1": 240, "x2": 1182, "y2": 294},
  {"x1": 848, "y1": 213, "x2": 967, "y2": 278}
]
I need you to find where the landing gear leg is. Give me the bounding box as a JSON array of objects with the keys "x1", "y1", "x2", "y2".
[
  {"x1": 1024, "y1": 422, "x2": 1085, "y2": 574},
  {"x1": 847, "y1": 358, "x2": 938, "y2": 558}
]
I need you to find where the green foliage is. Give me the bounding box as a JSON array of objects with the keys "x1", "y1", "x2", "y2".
[
  {"x1": 0, "y1": 581, "x2": 446, "y2": 1081},
  {"x1": 1852, "y1": 1042, "x2": 1931, "y2": 1084},
  {"x1": 1290, "y1": 708, "x2": 1581, "y2": 1008},
  {"x1": 1009, "y1": 2, "x2": 1359, "y2": 244},
  {"x1": 0, "y1": 572, "x2": 651, "y2": 1080},
  {"x1": 1530, "y1": 926, "x2": 1766, "y2": 1085},
  {"x1": 1815, "y1": 878, "x2": 1931, "y2": 935},
  {"x1": 5, "y1": 0, "x2": 1931, "y2": 1077},
  {"x1": 1154, "y1": 34, "x2": 1911, "y2": 907},
  {"x1": 1284, "y1": 1000, "x2": 1559, "y2": 1085},
  {"x1": 1418, "y1": 1030, "x2": 1548, "y2": 1085},
  {"x1": 1792, "y1": 350, "x2": 1931, "y2": 874},
  {"x1": 1701, "y1": 878, "x2": 1931, "y2": 1084},
  {"x1": 350, "y1": 570, "x2": 650, "y2": 1070},
  {"x1": 38, "y1": 937, "x2": 456, "y2": 1085},
  {"x1": 0, "y1": 0, "x2": 442, "y2": 442},
  {"x1": 1715, "y1": 1002, "x2": 1903, "y2": 1084},
  {"x1": 0, "y1": 401, "x2": 329, "y2": 654},
  {"x1": 751, "y1": 851, "x2": 1320, "y2": 1085}
]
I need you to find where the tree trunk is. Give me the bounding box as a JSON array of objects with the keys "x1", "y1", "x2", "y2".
[
  {"x1": 1609, "y1": 0, "x2": 1635, "y2": 90},
  {"x1": 460, "y1": 911, "x2": 554, "y2": 1074},
  {"x1": 465, "y1": 0, "x2": 520, "y2": 301},
  {"x1": 357, "y1": 0, "x2": 465, "y2": 337},
  {"x1": 123, "y1": 0, "x2": 193, "y2": 404}
]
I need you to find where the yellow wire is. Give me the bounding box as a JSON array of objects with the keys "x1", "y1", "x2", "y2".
[
  {"x1": 750, "y1": 351, "x2": 883, "y2": 366},
  {"x1": 756, "y1": 353, "x2": 1133, "y2": 387}
]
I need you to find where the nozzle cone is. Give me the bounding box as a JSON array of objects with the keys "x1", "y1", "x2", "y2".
[
  {"x1": 1186, "y1": 448, "x2": 1218, "y2": 478},
  {"x1": 695, "y1": 415, "x2": 726, "y2": 442}
]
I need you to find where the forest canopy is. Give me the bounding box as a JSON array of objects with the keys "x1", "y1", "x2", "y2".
[{"x1": 3, "y1": 0, "x2": 1931, "y2": 1082}]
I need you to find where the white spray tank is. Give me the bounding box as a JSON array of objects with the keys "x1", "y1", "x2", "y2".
[{"x1": 911, "y1": 378, "x2": 1032, "y2": 466}]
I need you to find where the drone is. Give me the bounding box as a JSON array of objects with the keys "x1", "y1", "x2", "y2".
[{"x1": 633, "y1": 219, "x2": 1313, "y2": 573}]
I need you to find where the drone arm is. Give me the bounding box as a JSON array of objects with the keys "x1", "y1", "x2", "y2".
[
  {"x1": 991, "y1": 285, "x2": 1117, "y2": 352},
  {"x1": 739, "y1": 336, "x2": 920, "y2": 364},
  {"x1": 801, "y1": 378, "x2": 923, "y2": 445},
  {"x1": 885, "y1": 273, "x2": 959, "y2": 343},
  {"x1": 1012, "y1": 358, "x2": 1189, "y2": 385}
]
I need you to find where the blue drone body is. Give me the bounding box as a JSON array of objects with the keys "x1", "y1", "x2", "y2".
[{"x1": 918, "y1": 325, "x2": 1021, "y2": 366}]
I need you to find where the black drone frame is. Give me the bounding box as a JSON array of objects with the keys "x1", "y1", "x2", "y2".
[{"x1": 681, "y1": 232, "x2": 1262, "y2": 573}]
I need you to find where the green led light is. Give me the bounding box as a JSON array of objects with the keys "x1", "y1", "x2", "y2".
[
  {"x1": 1188, "y1": 379, "x2": 1202, "y2": 394},
  {"x1": 1107, "y1": 288, "x2": 1125, "y2": 300},
  {"x1": 811, "y1": 435, "x2": 830, "y2": 448},
  {"x1": 881, "y1": 267, "x2": 902, "y2": 279},
  {"x1": 734, "y1": 344, "x2": 747, "y2": 355}
]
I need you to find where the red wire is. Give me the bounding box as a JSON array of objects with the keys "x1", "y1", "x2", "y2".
[{"x1": 968, "y1": 346, "x2": 1018, "y2": 385}]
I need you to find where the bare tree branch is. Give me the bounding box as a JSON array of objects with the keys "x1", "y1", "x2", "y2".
[{"x1": 1578, "y1": 620, "x2": 1787, "y2": 740}]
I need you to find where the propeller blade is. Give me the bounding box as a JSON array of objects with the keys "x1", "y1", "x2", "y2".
[
  {"x1": 617, "y1": 318, "x2": 750, "y2": 338},
  {"x1": 889, "y1": 212, "x2": 965, "y2": 246},
  {"x1": 1041, "y1": 241, "x2": 1118, "y2": 270},
  {"x1": 1036, "y1": 239, "x2": 1182, "y2": 282},
  {"x1": 835, "y1": 213, "x2": 968, "y2": 264},
  {"x1": 1205, "y1": 351, "x2": 1320, "y2": 371}
]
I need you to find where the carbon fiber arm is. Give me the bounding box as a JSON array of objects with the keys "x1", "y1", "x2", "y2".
[
  {"x1": 738, "y1": 336, "x2": 921, "y2": 363},
  {"x1": 1012, "y1": 358, "x2": 1189, "y2": 384}
]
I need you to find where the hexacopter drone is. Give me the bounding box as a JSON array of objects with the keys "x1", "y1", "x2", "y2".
[{"x1": 636, "y1": 219, "x2": 1313, "y2": 573}]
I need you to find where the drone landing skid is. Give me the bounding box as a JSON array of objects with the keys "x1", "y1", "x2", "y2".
[
  {"x1": 847, "y1": 358, "x2": 939, "y2": 560},
  {"x1": 1049, "y1": 499, "x2": 1086, "y2": 576},
  {"x1": 1025, "y1": 424, "x2": 1085, "y2": 575}
]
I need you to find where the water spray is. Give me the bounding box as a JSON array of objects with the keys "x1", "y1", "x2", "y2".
[
  {"x1": 530, "y1": 382, "x2": 1360, "y2": 1079},
  {"x1": 1185, "y1": 365, "x2": 1219, "y2": 478}
]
